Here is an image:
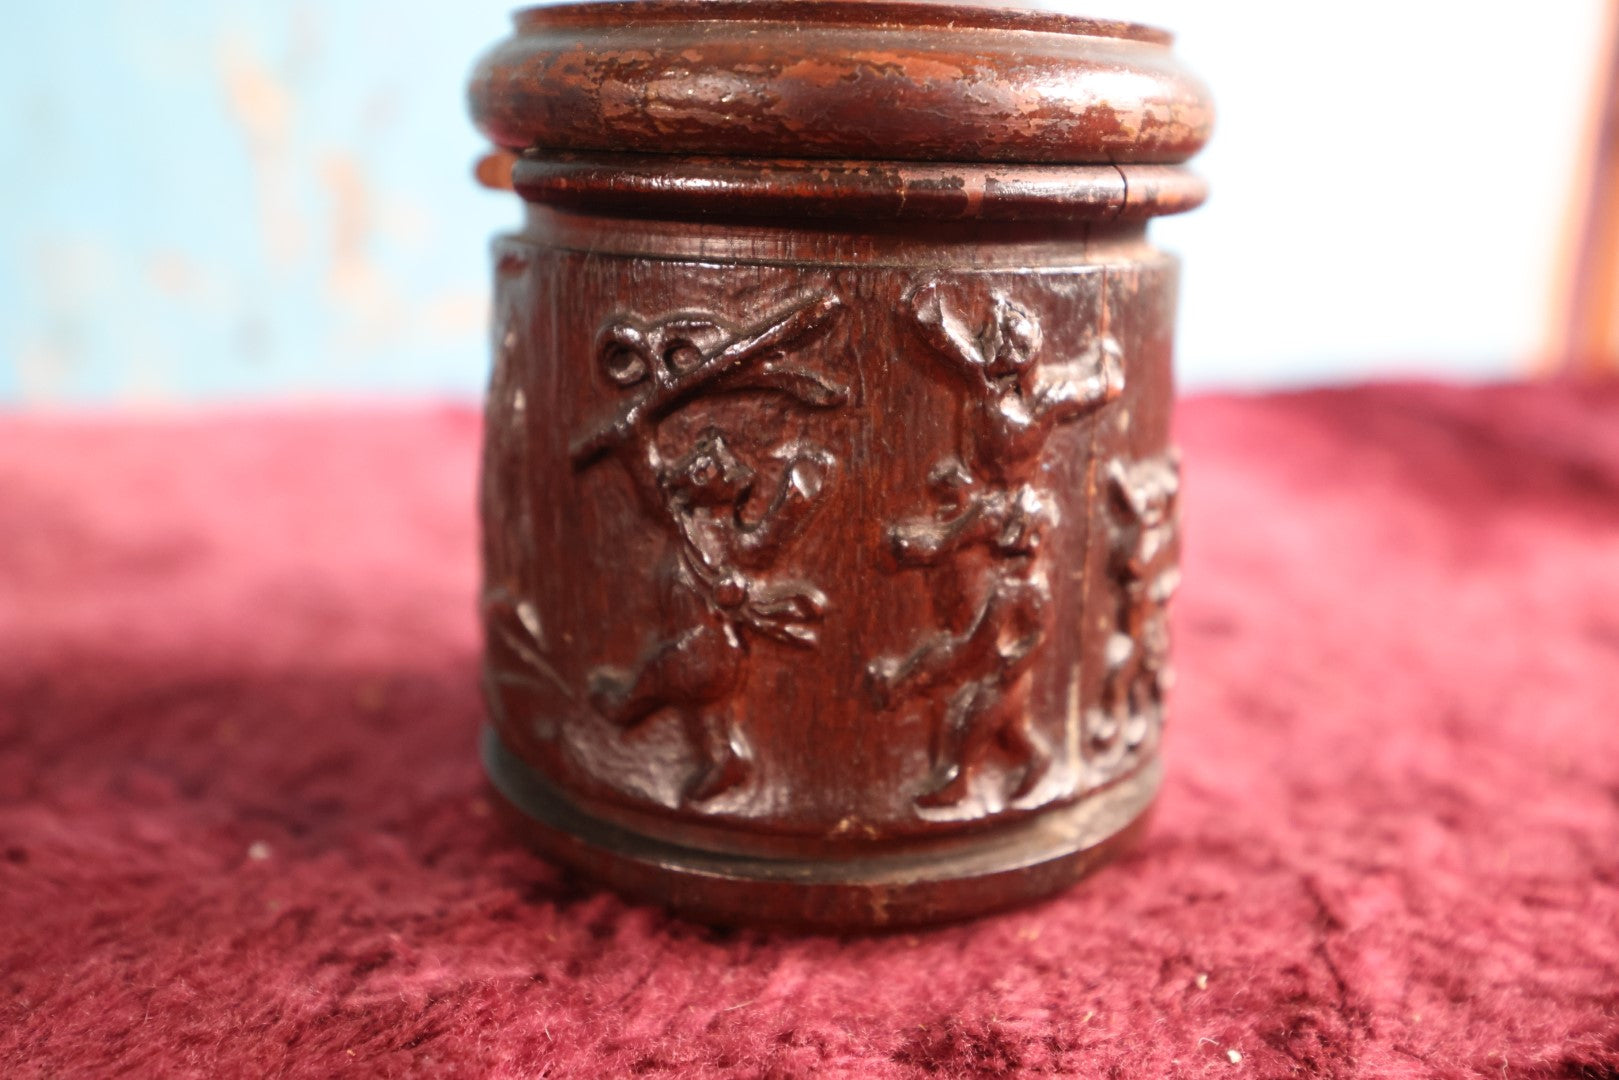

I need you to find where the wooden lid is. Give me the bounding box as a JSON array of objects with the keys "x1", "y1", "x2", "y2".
[{"x1": 469, "y1": 0, "x2": 1213, "y2": 167}]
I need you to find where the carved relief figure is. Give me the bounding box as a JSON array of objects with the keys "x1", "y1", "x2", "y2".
[
  {"x1": 871, "y1": 278, "x2": 1124, "y2": 808},
  {"x1": 481, "y1": 254, "x2": 575, "y2": 739},
  {"x1": 572, "y1": 295, "x2": 847, "y2": 802},
  {"x1": 1090, "y1": 450, "x2": 1182, "y2": 761}
]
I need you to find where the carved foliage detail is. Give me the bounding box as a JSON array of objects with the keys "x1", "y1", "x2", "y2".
[
  {"x1": 870, "y1": 278, "x2": 1125, "y2": 808},
  {"x1": 1088, "y1": 449, "x2": 1182, "y2": 770},
  {"x1": 482, "y1": 249, "x2": 575, "y2": 741},
  {"x1": 571, "y1": 294, "x2": 849, "y2": 803}
]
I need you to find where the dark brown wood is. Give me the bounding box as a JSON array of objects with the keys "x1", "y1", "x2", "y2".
[
  {"x1": 468, "y1": 0, "x2": 1210, "y2": 930},
  {"x1": 469, "y1": 1, "x2": 1211, "y2": 166}
]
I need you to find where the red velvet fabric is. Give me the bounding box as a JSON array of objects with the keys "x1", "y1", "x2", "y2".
[{"x1": 3, "y1": 381, "x2": 1617, "y2": 1078}]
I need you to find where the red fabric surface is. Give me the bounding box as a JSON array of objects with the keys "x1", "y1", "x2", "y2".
[{"x1": 3, "y1": 381, "x2": 1617, "y2": 1078}]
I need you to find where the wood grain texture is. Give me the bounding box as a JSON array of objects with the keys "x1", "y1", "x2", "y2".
[
  {"x1": 469, "y1": 1, "x2": 1213, "y2": 166},
  {"x1": 469, "y1": 0, "x2": 1206, "y2": 927}
]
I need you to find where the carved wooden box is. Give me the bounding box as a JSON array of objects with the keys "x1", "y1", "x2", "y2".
[{"x1": 469, "y1": 0, "x2": 1211, "y2": 929}]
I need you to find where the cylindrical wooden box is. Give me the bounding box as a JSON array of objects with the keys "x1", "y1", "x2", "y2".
[{"x1": 469, "y1": 0, "x2": 1211, "y2": 929}]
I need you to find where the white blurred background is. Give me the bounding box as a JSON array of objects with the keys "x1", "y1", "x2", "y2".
[{"x1": 0, "y1": 1, "x2": 1607, "y2": 405}]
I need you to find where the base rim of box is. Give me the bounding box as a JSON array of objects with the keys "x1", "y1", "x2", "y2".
[{"x1": 483, "y1": 726, "x2": 1160, "y2": 931}]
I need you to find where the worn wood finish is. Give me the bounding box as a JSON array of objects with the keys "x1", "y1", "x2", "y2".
[
  {"x1": 469, "y1": 0, "x2": 1210, "y2": 929},
  {"x1": 470, "y1": 1, "x2": 1210, "y2": 166}
]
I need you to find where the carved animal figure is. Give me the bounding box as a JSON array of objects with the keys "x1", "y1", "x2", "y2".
[
  {"x1": 873, "y1": 278, "x2": 1124, "y2": 808},
  {"x1": 1093, "y1": 450, "x2": 1182, "y2": 757},
  {"x1": 574, "y1": 296, "x2": 846, "y2": 802}
]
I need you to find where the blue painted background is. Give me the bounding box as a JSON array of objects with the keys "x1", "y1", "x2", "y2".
[
  {"x1": 1, "y1": 2, "x2": 518, "y2": 404},
  {"x1": 0, "y1": 2, "x2": 1604, "y2": 405}
]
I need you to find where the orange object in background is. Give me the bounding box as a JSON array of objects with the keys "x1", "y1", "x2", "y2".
[{"x1": 1552, "y1": 0, "x2": 1619, "y2": 374}]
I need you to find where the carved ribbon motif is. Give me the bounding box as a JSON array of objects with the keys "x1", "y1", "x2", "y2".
[
  {"x1": 871, "y1": 278, "x2": 1125, "y2": 808},
  {"x1": 571, "y1": 294, "x2": 848, "y2": 803},
  {"x1": 485, "y1": 272, "x2": 1178, "y2": 816}
]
